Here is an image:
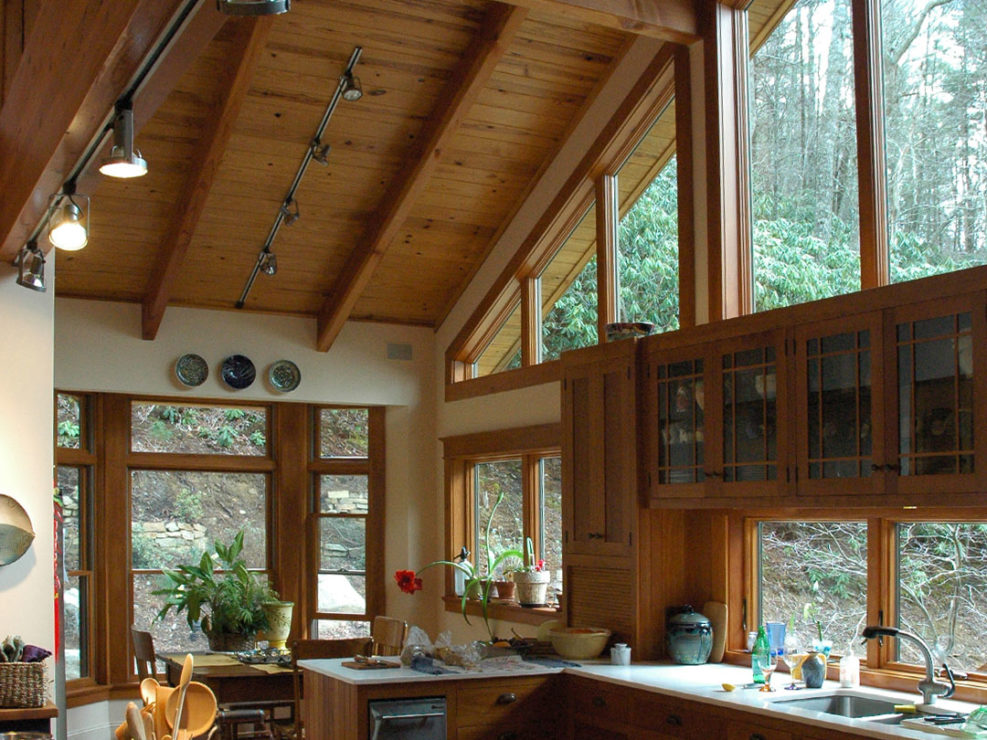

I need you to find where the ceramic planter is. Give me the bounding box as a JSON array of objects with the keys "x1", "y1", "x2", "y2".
[
  {"x1": 512, "y1": 571, "x2": 550, "y2": 607},
  {"x1": 261, "y1": 600, "x2": 294, "y2": 649}
]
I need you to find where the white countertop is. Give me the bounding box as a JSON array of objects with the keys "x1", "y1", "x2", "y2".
[{"x1": 300, "y1": 657, "x2": 980, "y2": 738}]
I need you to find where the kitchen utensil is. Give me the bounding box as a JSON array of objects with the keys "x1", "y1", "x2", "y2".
[
  {"x1": 126, "y1": 701, "x2": 147, "y2": 740},
  {"x1": 142, "y1": 706, "x2": 156, "y2": 740},
  {"x1": 172, "y1": 654, "x2": 193, "y2": 740},
  {"x1": 140, "y1": 677, "x2": 159, "y2": 707},
  {"x1": 702, "y1": 600, "x2": 728, "y2": 662},
  {"x1": 165, "y1": 682, "x2": 217, "y2": 738}
]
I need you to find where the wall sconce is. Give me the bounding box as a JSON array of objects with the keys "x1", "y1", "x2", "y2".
[
  {"x1": 217, "y1": 0, "x2": 289, "y2": 15},
  {"x1": 15, "y1": 241, "x2": 45, "y2": 292},
  {"x1": 48, "y1": 182, "x2": 90, "y2": 251},
  {"x1": 99, "y1": 100, "x2": 148, "y2": 179}
]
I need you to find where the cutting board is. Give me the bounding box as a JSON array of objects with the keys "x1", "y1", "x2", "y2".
[
  {"x1": 702, "y1": 600, "x2": 728, "y2": 663},
  {"x1": 342, "y1": 660, "x2": 401, "y2": 670},
  {"x1": 900, "y1": 717, "x2": 975, "y2": 737}
]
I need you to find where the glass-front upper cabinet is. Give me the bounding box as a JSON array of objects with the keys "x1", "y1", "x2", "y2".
[
  {"x1": 794, "y1": 314, "x2": 885, "y2": 497},
  {"x1": 890, "y1": 294, "x2": 985, "y2": 494}
]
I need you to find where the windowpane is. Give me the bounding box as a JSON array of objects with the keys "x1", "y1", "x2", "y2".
[
  {"x1": 57, "y1": 393, "x2": 83, "y2": 449},
  {"x1": 318, "y1": 517, "x2": 366, "y2": 615},
  {"x1": 131, "y1": 402, "x2": 268, "y2": 455},
  {"x1": 314, "y1": 620, "x2": 370, "y2": 639},
  {"x1": 749, "y1": 0, "x2": 861, "y2": 311},
  {"x1": 134, "y1": 573, "x2": 209, "y2": 654},
  {"x1": 319, "y1": 475, "x2": 368, "y2": 514},
  {"x1": 759, "y1": 520, "x2": 867, "y2": 651},
  {"x1": 896, "y1": 522, "x2": 987, "y2": 674},
  {"x1": 475, "y1": 460, "x2": 524, "y2": 576},
  {"x1": 58, "y1": 466, "x2": 82, "y2": 572},
  {"x1": 131, "y1": 470, "x2": 267, "y2": 569},
  {"x1": 618, "y1": 153, "x2": 679, "y2": 333},
  {"x1": 542, "y1": 204, "x2": 598, "y2": 361},
  {"x1": 319, "y1": 408, "x2": 369, "y2": 457},
  {"x1": 475, "y1": 302, "x2": 522, "y2": 377},
  {"x1": 883, "y1": 0, "x2": 987, "y2": 280},
  {"x1": 539, "y1": 456, "x2": 563, "y2": 601},
  {"x1": 64, "y1": 574, "x2": 88, "y2": 680}
]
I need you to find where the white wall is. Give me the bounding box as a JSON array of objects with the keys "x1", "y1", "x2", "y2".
[
  {"x1": 0, "y1": 257, "x2": 55, "y2": 712},
  {"x1": 54, "y1": 298, "x2": 438, "y2": 734}
]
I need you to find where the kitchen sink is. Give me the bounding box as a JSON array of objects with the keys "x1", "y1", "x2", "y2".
[{"x1": 770, "y1": 692, "x2": 907, "y2": 724}]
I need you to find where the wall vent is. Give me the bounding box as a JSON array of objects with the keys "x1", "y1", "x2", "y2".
[{"x1": 387, "y1": 343, "x2": 413, "y2": 361}]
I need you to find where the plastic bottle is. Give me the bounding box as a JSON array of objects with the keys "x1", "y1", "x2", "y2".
[
  {"x1": 453, "y1": 546, "x2": 471, "y2": 596},
  {"x1": 839, "y1": 643, "x2": 860, "y2": 688},
  {"x1": 752, "y1": 625, "x2": 771, "y2": 684}
]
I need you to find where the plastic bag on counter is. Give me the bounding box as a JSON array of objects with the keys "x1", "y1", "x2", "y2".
[
  {"x1": 400, "y1": 625, "x2": 434, "y2": 665},
  {"x1": 434, "y1": 632, "x2": 480, "y2": 668}
]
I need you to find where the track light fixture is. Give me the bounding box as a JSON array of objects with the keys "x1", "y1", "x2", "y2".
[
  {"x1": 217, "y1": 0, "x2": 289, "y2": 15},
  {"x1": 279, "y1": 198, "x2": 300, "y2": 225},
  {"x1": 311, "y1": 140, "x2": 331, "y2": 165},
  {"x1": 48, "y1": 182, "x2": 90, "y2": 251},
  {"x1": 341, "y1": 72, "x2": 362, "y2": 102},
  {"x1": 99, "y1": 100, "x2": 148, "y2": 178},
  {"x1": 15, "y1": 241, "x2": 46, "y2": 292},
  {"x1": 258, "y1": 250, "x2": 278, "y2": 276}
]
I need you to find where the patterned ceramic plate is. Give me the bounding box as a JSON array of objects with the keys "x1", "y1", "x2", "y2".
[
  {"x1": 175, "y1": 353, "x2": 209, "y2": 387},
  {"x1": 221, "y1": 354, "x2": 256, "y2": 390},
  {"x1": 0, "y1": 494, "x2": 35, "y2": 566},
  {"x1": 268, "y1": 360, "x2": 301, "y2": 392}
]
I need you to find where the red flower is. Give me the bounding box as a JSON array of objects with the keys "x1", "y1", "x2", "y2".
[
  {"x1": 536, "y1": 559, "x2": 545, "y2": 572},
  {"x1": 395, "y1": 569, "x2": 423, "y2": 594}
]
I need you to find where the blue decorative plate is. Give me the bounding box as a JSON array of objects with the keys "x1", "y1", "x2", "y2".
[
  {"x1": 175, "y1": 353, "x2": 209, "y2": 387},
  {"x1": 221, "y1": 354, "x2": 255, "y2": 390},
  {"x1": 268, "y1": 360, "x2": 300, "y2": 392}
]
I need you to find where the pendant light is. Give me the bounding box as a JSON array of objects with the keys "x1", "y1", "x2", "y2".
[
  {"x1": 48, "y1": 182, "x2": 89, "y2": 251},
  {"x1": 15, "y1": 241, "x2": 46, "y2": 292},
  {"x1": 99, "y1": 100, "x2": 148, "y2": 179}
]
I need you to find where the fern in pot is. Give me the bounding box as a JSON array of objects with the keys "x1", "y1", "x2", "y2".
[{"x1": 153, "y1": 530, "x2": 278, "y2": 652}]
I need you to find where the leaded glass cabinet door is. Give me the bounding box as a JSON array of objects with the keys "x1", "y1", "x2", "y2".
[
  {"x1": 641, "y1": 339, "x2": 712, "y2": 503},
  {"x1": 715, "y1": 330, "x2": 790, "y2": 499},
  {"x1": 889, "y1": 293, "x2": 986, "y2": 494},
  {"x1": 795, "y1": 314, "x2": 886, "y2": 497}
]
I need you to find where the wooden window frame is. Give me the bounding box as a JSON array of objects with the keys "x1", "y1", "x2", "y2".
[
  {"x1": 735, "y1": 507, "x2": 987, "y2": 705},
  {"x1": 441, "y1": 424, "x2": 562, "y2": 626},
  {"x1": 308, "y1": 405, "x2": 386, "y2": 634}
]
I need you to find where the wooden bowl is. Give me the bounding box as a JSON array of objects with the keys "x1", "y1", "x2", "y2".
[{"x1": 165, "y1": 682, "x2": 217, "y2": 738}]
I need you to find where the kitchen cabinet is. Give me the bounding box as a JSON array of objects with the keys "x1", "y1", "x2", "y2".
[
  {"x1": 561, "y1": 339, "x2": 638, "y2": 557},
  {"x1": 457, "y1": 676, "x2": 562, "y2": 739},
  {"x1": 725, "y1": 719, "x2": 793, "y2": 740}
]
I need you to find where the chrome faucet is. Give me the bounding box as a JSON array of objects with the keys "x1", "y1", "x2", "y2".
[{"x1": 861, "y1": 626, "x2": 955, "y2": 706}]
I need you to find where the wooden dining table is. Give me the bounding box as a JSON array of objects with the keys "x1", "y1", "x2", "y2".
[{"x1": 160, "y1": 652, "x2": 295, "y2": 707}]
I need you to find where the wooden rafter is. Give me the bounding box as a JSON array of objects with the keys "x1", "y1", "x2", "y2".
[
  {"x1": 315, "y1": 2, "x2": 528, "y2": 352},
  {"x1": 141, "y1": 17, "x2": 274, "y2": 341},
  {"x1": 497, "y1": 0, "x2": 698, "y2": 44},
  {"x1": 0, "y1": 0, "x2": 187, "y2": 262}
]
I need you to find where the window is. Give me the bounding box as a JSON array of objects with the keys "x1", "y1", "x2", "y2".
[
  {"x1": 882, "y1": 0, "x2": 987, "y2": 281},
  {"x1": 748, "y1": 0, "x2": 861, "y2": 311},
  {"x1": 753, "y1": 514, "x2": 987, "y2": 679},
  {"x1": 443, "y1": 425, "x2": 562, "y2": 615},
  {"x1": 56, "y1": 392, "x2": 94, "y2": 684},
  {"x1": 541, "y1": 205, "x2": 598, "y2": 362},
  {"x1": 312, "y1": 407, "x2": 383, "y2": 640}
]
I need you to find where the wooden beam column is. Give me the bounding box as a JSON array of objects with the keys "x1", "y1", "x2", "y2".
[
  {"x1": 700, "y1": 0, "x2": 752, "y2": 321},
  {"x1": 596, "y1": 174, "x2": 618, "y2": 341},
  {"x1": 496, "y1": 0, "x2": 699, "y2": 43},
  {"x1": 674, "y1": 44, "x2": 697, "y2": 330}
]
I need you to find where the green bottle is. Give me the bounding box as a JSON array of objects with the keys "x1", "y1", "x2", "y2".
[{"x1": 752, "y1": 625, "x2": 771, "y2": 684}]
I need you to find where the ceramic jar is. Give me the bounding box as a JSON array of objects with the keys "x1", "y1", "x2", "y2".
[
  {"x1": 665, "y1": 606, "x2": 713, "y2": 665},
  {"x1": 801, "y1": 650, "x2": 827, "y2": 688}
]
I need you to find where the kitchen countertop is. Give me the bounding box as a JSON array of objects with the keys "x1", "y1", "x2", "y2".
[{"x1": 300, "y1": 656, "x2": 980, "y2": 738}]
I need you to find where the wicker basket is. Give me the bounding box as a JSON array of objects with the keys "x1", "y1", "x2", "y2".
[{"x1": 0, "y1": 662, "x2": 45, "y2": 707}]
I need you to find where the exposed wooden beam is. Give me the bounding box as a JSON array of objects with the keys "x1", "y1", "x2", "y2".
[
  {"x1": 315, "y1": 3, "x2": 528, "y2": 352},
  {"x1": 497, "y1": 0, "x2": 699, "y2": 44},
  {"x1": 142, "y1": 17, "x2": 273, "y2": 340},
  {"x1": 0, "y1": 0, "x2": 188, "y2": 262}
]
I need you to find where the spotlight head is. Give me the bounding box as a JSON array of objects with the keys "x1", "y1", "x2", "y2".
[
  {"x1": 100, "y1": 104, "x2": 147, "y2": 178},
  {"x1": 259, "y1": 251, "x2": 278, "y2": 276},
  {"x1": 48, "y1": 195, "x2": 89, "y2": 251},
  {"x1": 16, "y1": 241, "x2": 45, "y2": 292},
  {"x1": 217, "y1": 0, "x2": 289, "y2": 15},
  {"x1": 341, "y1": 72, "x2": 363, "y2": 102}
]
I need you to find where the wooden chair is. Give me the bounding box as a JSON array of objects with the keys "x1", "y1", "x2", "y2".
[
  {"x1": 369, "y1": 616, "x2": 407, "y2": 657},
  {"x1": 131, "y1": 627, "x2": 158, "y2": 681},
  {"x1": 278, "y1": 637, "x2": 370, "y2": 739}
]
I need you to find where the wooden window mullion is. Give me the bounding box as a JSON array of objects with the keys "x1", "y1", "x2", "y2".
[{"x1": 596, "y1": 174, "x2": 618, "y2": 341}]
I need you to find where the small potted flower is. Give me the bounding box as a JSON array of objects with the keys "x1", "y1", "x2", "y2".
[{"x1": 509, "y1": 538, "x2": 550, "y2": 607}]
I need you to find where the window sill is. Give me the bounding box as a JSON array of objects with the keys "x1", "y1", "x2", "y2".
[{"x1": 442, "y1": 595, "x2": 561, "y2": 628}]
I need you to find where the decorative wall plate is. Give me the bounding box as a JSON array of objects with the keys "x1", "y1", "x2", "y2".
[
  {"x1": 0, "y1": 494, "x2": 35, "y2": 566},
  {"x1": 221, "y1": 354, "x2": 256, "y2": 390},
  {"x1": 268, "y1": 360, "x2": 301, "y2": 392},
  {"x1": 175, "y1": 353, "x2": 209, "y2": 387}
]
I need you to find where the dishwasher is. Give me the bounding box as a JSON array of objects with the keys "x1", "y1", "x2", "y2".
[{"x1": 368, "y1": 696, "x2": 446, "y2": 739}]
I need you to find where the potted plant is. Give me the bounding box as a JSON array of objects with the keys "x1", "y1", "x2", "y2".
[
  {"x1": 395, "y1": 490, "x2": 522, "y2": 641},
  {"x1": 153, "y1": 530, "x2": 280, "y2": 652},
  {"x1": 509, "y1": 537, "x2": 550, "y2": 607}
]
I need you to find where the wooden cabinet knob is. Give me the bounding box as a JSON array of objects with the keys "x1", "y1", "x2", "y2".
[
  {"x1": 750, "y1": 734, "x2": 766, "y2": 740},
  {"x1": 497, "y1": 733, "x2": 518, "y2": 740},
  {"x1": 666, "y1": 714, "x2": 682, "y2": 726},
  {"x1": 591, "y1": 695, "x2": 606, "y2": 708},
  {"x1": 496, "y1": 693, "x2": 517, "y2": 705}
]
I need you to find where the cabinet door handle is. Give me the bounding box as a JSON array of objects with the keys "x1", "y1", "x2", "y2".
[
  {"x1": 496, "y1": 693, "x2": 517, "y2": 705},
  {"x1": 750, "y1": 734, "x2": 767, "y2": 740},
  {"x1": 591, "y1": 696, "x2": 607, "y2": 708},
  {"x1": 666, "y1": 714, "x2": 682, "y2": 726},
  {"x1": 497, "y1": 733, "x2": 518, "y2": 740}
]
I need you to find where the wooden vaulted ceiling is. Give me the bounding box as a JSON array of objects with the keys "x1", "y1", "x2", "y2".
[{"x1": 0, "y1": 0, "x2": 700, "y2": 351}]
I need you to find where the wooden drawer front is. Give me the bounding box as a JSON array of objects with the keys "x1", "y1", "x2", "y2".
[
  {"x1": 568, "y1": 678, "x2": 631, "y2": 725},
  {"x1": 726, "y1": 720, "x2": 794, "y2": 740},
  {"x1": 457, "y1": 677, "x2": 558, "y2": 729},
  {"x1": 457, "y1": 725, "x2": 560, "y2": 740},
  {"x1": 630, "y1": 692, "x2": 724, "y2": 737}
]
